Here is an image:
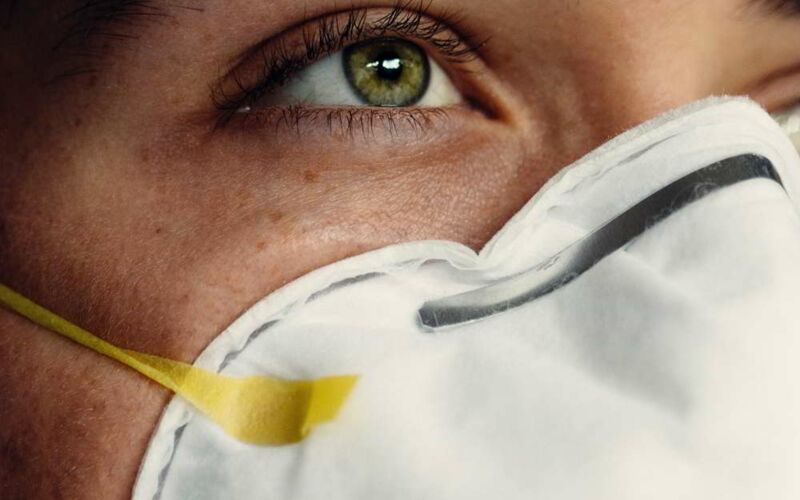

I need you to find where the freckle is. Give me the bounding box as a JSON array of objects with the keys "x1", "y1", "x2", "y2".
[
  {"x1": 155, "y1": 227, "x2": 162, "y2": 234},
  {"x1": 303, "y1": 169, "x2": 319, "y2": 183},
  {"x1": 73, "y1": 117, "x2": 82, "y2": 127},
  {"x1": 255, "y1": 241, "x2": 265, "y2": 250},
  {"x1": 269, "y1": 211, "x2": 285, "y2": 223}
]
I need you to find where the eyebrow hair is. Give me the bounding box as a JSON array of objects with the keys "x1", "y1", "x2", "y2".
[
  {"x1": 51, "y1": 0, "x2": 203, "y2": 82},
  {"x1": 56, "y1": 0, "x2": 166, "y2": 50}
]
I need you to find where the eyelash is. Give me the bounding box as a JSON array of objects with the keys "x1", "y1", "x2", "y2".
[{"x1": 212, "y1": 2, "x2": 486, "y2": 129}]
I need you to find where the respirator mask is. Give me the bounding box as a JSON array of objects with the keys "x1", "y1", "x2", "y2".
[{"x1": 774, "y1": 103, "x2": 800, "y2": 151}]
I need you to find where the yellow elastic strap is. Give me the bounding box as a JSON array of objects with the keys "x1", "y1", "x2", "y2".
[{"x1": 0, "y1": 284, "x2": 357, "y2": 445}]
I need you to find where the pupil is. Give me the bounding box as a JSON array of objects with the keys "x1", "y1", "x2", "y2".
[{"x1": 373, "y1": 50, "x2": 403, "y2": 81}]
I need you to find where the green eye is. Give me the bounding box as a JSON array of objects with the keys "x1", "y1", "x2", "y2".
[{"x1": 343, "y1": 38, "x2": 431, "y2": 107}]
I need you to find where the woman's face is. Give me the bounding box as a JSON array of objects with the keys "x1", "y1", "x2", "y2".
[{"x1": 2, "y1": 0, "x2": 800, "y2": 496}]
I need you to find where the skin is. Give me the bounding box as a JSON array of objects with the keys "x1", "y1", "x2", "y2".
[{"x1": 1, "y1": 0, "x2": 800, "y2": 497}]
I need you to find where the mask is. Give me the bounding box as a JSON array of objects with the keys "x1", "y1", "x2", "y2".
[{"x1": 773, "y1": 103, "x2": 800, "y2": 153}]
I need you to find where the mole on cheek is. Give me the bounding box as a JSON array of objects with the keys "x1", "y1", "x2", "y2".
[
  {"x1": 138, "y1": 147, "x2": 153, "y2": 164},
  {"x1": 303, "y1": 169, "x2": 319, "y2": 183}
]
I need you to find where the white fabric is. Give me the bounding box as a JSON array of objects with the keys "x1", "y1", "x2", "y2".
[
  {"x1": 773, "y1": 103, "x2": 800, "y2": 152},
  {"x1": 134, "y1": 97, "x2": 800, "y2": 500}
]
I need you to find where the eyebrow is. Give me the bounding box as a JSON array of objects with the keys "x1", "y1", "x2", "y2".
[
  {"x1": 56, "y1": 0, "x2": 168, "y2": 50},
  {"x1": 52, "y1": 0, "x2": 203, "y2": 81}
]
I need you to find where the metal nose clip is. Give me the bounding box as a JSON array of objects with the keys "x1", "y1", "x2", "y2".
[{"x1": 418, "y1": 154, "x2": 783, "y2": 332}]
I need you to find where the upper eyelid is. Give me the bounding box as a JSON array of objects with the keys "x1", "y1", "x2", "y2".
[
  {"x1": 223, "y1": 4, "x2": 487, "y2": 71},
  {"x1": 211, "y1": 5, "x2": 488, "y2": 121}
]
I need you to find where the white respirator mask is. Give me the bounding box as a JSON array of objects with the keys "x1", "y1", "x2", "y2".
[
  {"x1": 773, "y1": 103, "x2": 800, "y2": 152},
  {"x1": 134, "y1": 97, "x2": 800, "y2": 500}
]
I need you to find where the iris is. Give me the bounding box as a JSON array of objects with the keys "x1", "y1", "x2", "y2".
[{"x1": 343, "y1": 38, "x2": 431, "y2": 106}]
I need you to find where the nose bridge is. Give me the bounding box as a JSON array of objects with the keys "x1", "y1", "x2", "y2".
[{"x1": 493, "y1": 1, "x2": 748, "y2": 164}]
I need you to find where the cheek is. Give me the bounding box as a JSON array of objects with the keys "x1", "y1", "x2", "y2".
[{"x1": 143, "y1": 127, "x2": 537, "y2": 358}]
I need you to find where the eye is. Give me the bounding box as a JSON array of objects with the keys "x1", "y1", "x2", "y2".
[{"x1": 252, "y1": 37, "x2": 462, "y2": 109}]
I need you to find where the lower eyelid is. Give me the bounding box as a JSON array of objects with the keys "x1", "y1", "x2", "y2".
[{"x1": 221, "y1": 105, "x2": 458, "y2": 139}]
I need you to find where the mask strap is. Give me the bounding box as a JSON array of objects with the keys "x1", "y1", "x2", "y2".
[{"x1": 0, "y1": 284, "x2": 357, "y2": 445}]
